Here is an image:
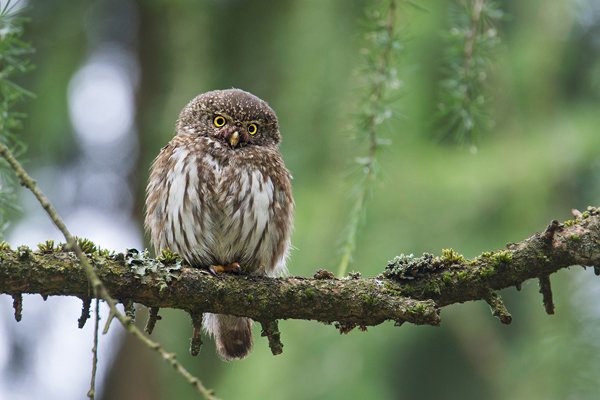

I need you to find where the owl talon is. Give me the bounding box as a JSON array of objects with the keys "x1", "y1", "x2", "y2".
[{"x1": 209, "y1": 262, "x2": 242, "y2": 275}]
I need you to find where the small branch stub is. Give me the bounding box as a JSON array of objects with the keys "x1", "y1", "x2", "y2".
[
  {"x1": 78, "y1": 298, "x2": 92, "y2": 329},
  {"x1": 260, "y1": 320, "x2": 283, "y2": 356},
  {"x1": 485, "y1": 291, "x2": 512, "y2": 325},
  {"x1": 335, "y1": 322, "x2": 358, "y2": 334},
  {"x1": 189, "y1": 311, "x2": 203, "y2": 357},
  {"x1": 538, "y1": 275, "x2": 555, "y2": 315},
  {"x1": 145, "y1": 307, "x2": 161, "y2": 335},
  {"x1": 542, "y1": 219, "x2": 560, "y2": 243},
  {"x1": 12, "y1": 293, "x2": 22, "y2": 322},
  {"x1": 123, "y1": 299, "x2": 136, "y2": 322}
]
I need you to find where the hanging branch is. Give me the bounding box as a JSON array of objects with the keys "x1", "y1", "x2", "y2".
[
  {"x1": 435, "y1": 0, "x2": 504, "y2": 147},
  {"x1": 338, "y1": 0, "x2": 405, "y2": 277},
  {"x1": 0, "y1": 0, "x2": 35, "y2": 234}
]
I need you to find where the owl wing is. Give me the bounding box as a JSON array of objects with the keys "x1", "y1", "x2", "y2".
[{"x1": 145, "y1": 135, "x2": 218, "y2": 265}]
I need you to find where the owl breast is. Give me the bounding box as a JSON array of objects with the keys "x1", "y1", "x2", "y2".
[{"x1": 146, "y1": 135, "x2": 291, "y2": 277}]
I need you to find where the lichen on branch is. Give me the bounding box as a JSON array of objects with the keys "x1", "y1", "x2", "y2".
[{"x1": 1, "y1": 207, "x2": 600, "y2": 331}]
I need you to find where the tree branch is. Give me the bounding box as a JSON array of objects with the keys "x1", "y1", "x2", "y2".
[{"x1": 2, "y1": 208, "x2": 599, "y2": 333}]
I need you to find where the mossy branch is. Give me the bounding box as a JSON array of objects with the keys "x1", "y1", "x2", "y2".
[{"x1": 2, "y1": 209, "x2": 600, "y2": 332}]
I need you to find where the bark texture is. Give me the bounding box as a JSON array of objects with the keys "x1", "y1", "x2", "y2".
[{"x1": 1, "y1": 208, "x2": 600, "y2": 331}]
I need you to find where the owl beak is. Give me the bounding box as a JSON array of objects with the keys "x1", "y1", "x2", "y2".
[{"x1": 230, "y1": 131, "x2": 240, "y2": 147}]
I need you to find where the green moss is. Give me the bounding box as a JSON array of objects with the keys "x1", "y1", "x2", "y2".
[
  {"x1": 441, "y1": 248, "x2": 465, "y2": 263},
  {"x1": 96, "y1": 247, "x2": 115, "y2": 258},
  {"x1": 76, "y1": 237, "x2": 97, "y2": 254},
  {"x1": 403, "y1": 284, "x2": 414, "y2": 296},
  {"x1": 407, "y1": 303, "x2": 427, "y2": 317},
  {"x1": 480, "y1": 267, "x2": 495, "y2": 278},
  {"x1": 363, "y1": 295, "x2": 374, "y2": 307},
  {"x1": 563, "y1": 219, "x2": 576, "y2": 227},
  {"x1": 157, "y1": 248, "x2": 180, "y2": 264},
  {"x1": 582, "y1": 211, "x2": 590, "y2": 219},
  {"x1": 37, "y1": 240, "x2": 55, "y2": 254},
  {"x1": 0, "y1": 241, "x2": 11, "y2": 251},
  {"x1": 247, "y1": 294, "x2": 254, "y2": 302},
  {"x1": 492, "y1": 250, "x2": 513, "y2": 266},
  {"x1": 305, "y1": 289, "x2": 315, "y2": 299},
  {"x1": 424, "y1": 281, "x2": 440, "y2": 294},
  {"x1": 481, "y1": 251, "x2": 491, "y2": 258},
  {"x1": 114, "y1": 252, "x2": 125, "y2": 264},
  {"x1": 442, "y1": 272, "x2": 453, "y2": 284},
  {"x1": 17, "y1": 245, "x2": 31, "y2": 260},
  {"x1": 456, "y1": 270, "x2": 468, "y2": 282},
  {"x1": 284, "y1": 287, "x2": 296, "y2": 299},
  {"x1": 569, "y1": 234, "x2": 580, "y2": 241}
]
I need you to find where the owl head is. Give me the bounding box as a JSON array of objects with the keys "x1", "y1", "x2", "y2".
[{"x1": 177, "y1": 89, "x2": 281, "y2": 149}]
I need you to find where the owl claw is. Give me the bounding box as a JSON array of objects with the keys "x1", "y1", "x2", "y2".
[{"x1": 209, "y1": 262, "x2": 242, "y2": 275}]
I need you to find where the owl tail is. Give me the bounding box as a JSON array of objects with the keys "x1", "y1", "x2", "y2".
[{"x1": 203, "y1": 313, "x2": 253, "y2": 361}]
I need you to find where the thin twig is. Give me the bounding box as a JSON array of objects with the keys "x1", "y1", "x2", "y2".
[
  {"x1": 87, "y1": 298, "x2": 100, "y2": 400},
  {"x1": 0, "y1": 142, "x2": 219, "y2": 400},
  {"x1": 463, "y1": 0, "x2": 485, "y2": 87}
]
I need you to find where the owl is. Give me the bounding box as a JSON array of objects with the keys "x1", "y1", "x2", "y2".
[{"x1": 144, "y1": 89, "x2": 294, "y2": 361}]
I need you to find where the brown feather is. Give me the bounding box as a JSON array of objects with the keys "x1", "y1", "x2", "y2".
[{"x1": 144, "y1": 89, "x2": 294, "y2": 361}]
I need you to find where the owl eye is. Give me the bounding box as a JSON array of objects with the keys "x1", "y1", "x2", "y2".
[
  {"x1": 213, "y1": 116, "x2": 226, "y2": 127},
  {"x1": 247, "y1": 123, "x2": 258, "y2": 135}
]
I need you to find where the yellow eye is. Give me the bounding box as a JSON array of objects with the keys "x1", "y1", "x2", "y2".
[
  {"x1": 248, "y1": 123, "x2": 258, "y2": 135},
  {"x1": 213, "y1": 116, "x2": 226, "y2": 127}
]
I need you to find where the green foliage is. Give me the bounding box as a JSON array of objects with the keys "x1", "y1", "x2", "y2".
[
  {"x1": 37, "y1": 239, "x2": 54, "y2": 254},
  {"x1": 0, "y1": 1, "x2": 34, "y2": 236},
  {"x1": 157, "y1": 248, "x2": 181, "y2": 264},
  {"x1": 76, "y1": 237, "x2": 97, "y2": 254},
  {"x1": 435, "y1": 0, "x2": 503, "y2": 147},
  {"x1": 96, "y1": 247, "x2": 115, "y2": 258},
  {"x1": 480, "y1": 266, "x2": 495, "y2": 278},
  {"x1": 491, "y1": 250, "x2": 513, "y2": 266},
  {"x1": 441, "y1": 248, "x2": 466, "y2": 263},
  {"x1": 338, "y1": 0, "x2": 406, "y2": 276}
]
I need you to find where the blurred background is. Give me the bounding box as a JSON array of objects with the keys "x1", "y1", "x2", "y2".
[{"x1": 1, "y1": 0, "x2": 600, "y2": 399}]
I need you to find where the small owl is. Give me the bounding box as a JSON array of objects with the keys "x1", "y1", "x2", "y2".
[{"x1": 144, "y1": 89, "x2": 294, "y2": 360}]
